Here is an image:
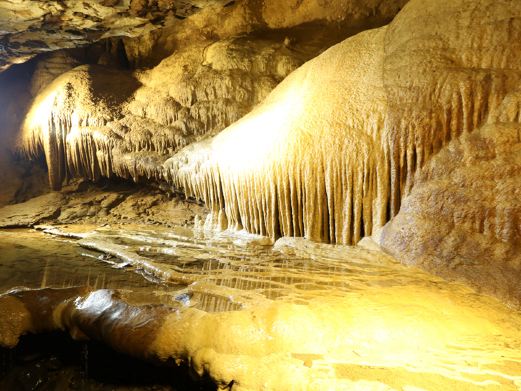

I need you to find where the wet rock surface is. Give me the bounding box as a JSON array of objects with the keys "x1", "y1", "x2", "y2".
[{"x1": 1, "y1": 229, "x2": 521, "y2": 390}]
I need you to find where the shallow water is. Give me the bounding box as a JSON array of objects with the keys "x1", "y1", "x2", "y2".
[
  {"x1": 1, "y1": 226, "x2": 521, "y2": 390},
  {"x1": 0, "y1": 229, "x2": 176, "y2": 296}
]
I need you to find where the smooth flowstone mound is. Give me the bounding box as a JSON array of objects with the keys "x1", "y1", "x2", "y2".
[{"x1": 165, "y1": 0, "x2": 521, "y2": 244}]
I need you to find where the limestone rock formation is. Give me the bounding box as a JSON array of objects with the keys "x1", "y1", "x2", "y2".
[
  {"x1": 29, "y1": 51, "x2": 81, "y2": 97},
  {"x1": 1, "y1": 0, "x2": 408, "y2": 205},
  {"x1": 0, "y1": 0, "x2": 407, "y2": 72},
  {"x1": 165, "y1": 0, "x2": 521, "y2": 247},
  {"x1": 19, "y1": 34, "x2": 307, "y2": 190},
  {"x1": 0, "y1": 60, "x2": 50, "y2": 207},
  {"x1": 123, "y1": 0, "x2": 408, "y2": 67}
]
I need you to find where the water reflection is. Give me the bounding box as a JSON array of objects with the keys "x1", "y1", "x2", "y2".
[
  {"x1": 0, "y1": 229, "x2": 174, "y2": 296},
  {"x1": 1, "y1": 226, "x2": 521, "y2": 390}
]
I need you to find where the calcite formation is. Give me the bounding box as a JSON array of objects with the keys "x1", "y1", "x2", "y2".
[
  {"x1": 19, "y1": 35, "x2": 307, "y2": 190},
  {"x1": 374, "y1": 121, "x2": 521, "y2": 306},
  {"x1": 165, "y1": 0, "x2": 521, "y2": 246},
  {"x1": 17, "y1": 0, "x2": 406, "y2": 192}
]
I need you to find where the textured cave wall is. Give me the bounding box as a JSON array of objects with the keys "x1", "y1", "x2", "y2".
[
  {"x1": 0, "y1": 65, "x2": 30, "y2": 205},
  {"x1": 122, "y1": 0, "x2": 408, "y2": 67},
  {"x1": 374, "y1": 117, "x2": 521, "y2": 306},
  {"x1": 0, "y1": 37, "x2": 141, "y2": 205},
  {"x1": 0, "y1": 0, "x2": 230, "y2": 71},
  {"x1": 19, "y1": 34, "x2": 308, "y2": 191},
  {"x1": 0, "y1": 0, "x2": 408, "y2": 72},
  {"x1": 163, "y1": 0, "x2": 521, "y2": 245},
  {"x1": 9, "y1": 0, "x2": 521, "y2": 250}
]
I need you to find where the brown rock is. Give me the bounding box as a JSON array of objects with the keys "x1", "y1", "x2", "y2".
[{"x1": 0, "y1": 192, "x2": 64, "y2": 227}]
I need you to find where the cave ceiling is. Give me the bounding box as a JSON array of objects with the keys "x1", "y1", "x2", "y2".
[{"x1": 0, "y1": 0, "x2": 229, "y2": 71}]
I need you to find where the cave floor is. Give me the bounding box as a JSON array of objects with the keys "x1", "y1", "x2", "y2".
[{"x1": 0, "y1": 226, "x2": 521, "y2": 390}]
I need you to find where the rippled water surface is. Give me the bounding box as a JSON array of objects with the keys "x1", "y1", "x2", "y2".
[{"x1": 1, "y1": 226, "x2": 521, "y2": 390}]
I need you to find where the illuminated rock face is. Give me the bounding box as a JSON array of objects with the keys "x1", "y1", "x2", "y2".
[
  {"x1": 122, "y1": 0, "x2": 408, "y2": 67},
  {"x1": 17, "y1": 0, "x2": 406, "y2": 192},
  {"x1": 166, "y1": 0, "x2": 521, "y2": 245},
  {"x1": 1, "y1": 0, "x2": 406, "y2": 206},
  {"x1": 19, "y1": 36, "x2": 307, "y2": 190}
]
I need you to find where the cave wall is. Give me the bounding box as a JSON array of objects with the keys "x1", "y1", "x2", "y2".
[
  {"x1": 374, "y1": 119, "x2": 521, "y2": 305},
  {"x1": 0, "y1": 0, "x2": 228, "y2": 71},
  {"x1": 121, "y1": 0, "x2": 408, "y2": 67}
]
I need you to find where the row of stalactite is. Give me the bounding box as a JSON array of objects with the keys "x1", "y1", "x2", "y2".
[
  {"x1": 18, "y1": 6, "x2": 521, "y2": 245},
  {"x1": 18, "y1": 72, "x2": 512, "y2": 244}
]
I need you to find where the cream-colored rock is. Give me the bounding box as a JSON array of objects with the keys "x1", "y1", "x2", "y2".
[
  {"x1": 3, "y1": 278, "x2": 521, "y2": 390},
  {"x1": 164, "y1": 0, "x2": 521, "y2": 245},
  {"x1": 19, "y1": 35, "x2": 311, "y2": 190},
  {"x1": 8, "y1": 0, "x2": 407, "y2": 201},
  {"x1": 7, "y1": 0, "x2": 521, "y2": 311}
]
